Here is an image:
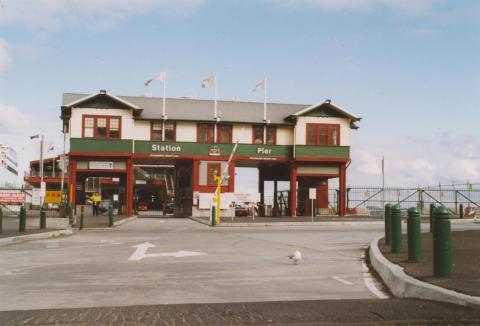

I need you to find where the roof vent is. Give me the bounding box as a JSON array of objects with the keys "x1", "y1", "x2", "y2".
[
  {"x1": 99, "y1": 90, "x2": 107, "y2": 94},
  {"x1": 325, "y1": 99, "x2": 331, "y2": 104}
]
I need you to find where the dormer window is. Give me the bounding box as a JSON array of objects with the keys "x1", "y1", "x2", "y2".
[{"x1": 306, "y1": 123, "x2": 339, "y2": 146}]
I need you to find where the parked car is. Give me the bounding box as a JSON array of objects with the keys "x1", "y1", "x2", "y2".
[
  {"x1": 137, "y1": 201, "x2": 149, "y2": 211},
  {"x1": 163, "y1": 199, "x2": 175, "y2": 215},
  {"x1": 235, "y1": 204, "x2": 248, "y2": 217}
]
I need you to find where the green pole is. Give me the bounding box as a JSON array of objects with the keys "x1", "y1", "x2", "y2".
[
  {"x1": 133, "y1": 196, "x2": 138, "y2": 215},
  {"x1": 108, "y1": 206, "x2": 114, "y2": 227},
  {"x1": 433, "y1": 206, "x2": 451, "y2": 277},
  {"x1": 384, "y1": 204, "x2": 392, "y2": 245},
  {"x1": 211, "y1": 205, "x2": 216, "y2": 227},
  {"x1": 40, "y1": 206, "x2": 46, "y2": 229},
  {"x1": 0, "y1": 206, "x2": 3, "y2": 234},
  {"x1": 391, "y1": 204, "x2": 402, "y2": 253},
  {"x1": 407, "y1": 207, "x2": 421, "y2": 262},
  {"x1": 79, "y1": 206, "x2": 84, "y2": 230},
  {"x1": 429, "y1": 203, "x2": 435, "y2": 233},
  {"x1": 19, "y1": 205, "x2": 26, "y2": 232},
  {"x1": 459, "y1": 203, "x2": 464, "y2": 219}
]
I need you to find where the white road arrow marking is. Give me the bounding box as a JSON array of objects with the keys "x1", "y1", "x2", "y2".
[
  {"x1": 128, "y1": 242, "x2": 156, "y2": 261},
  {"x1": 128, "y1": 243, "x2": 207, "y2": 261}
]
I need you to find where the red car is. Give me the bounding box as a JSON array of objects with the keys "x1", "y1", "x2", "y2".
[
  {"x1": 137, "y1": 201, "x2": 149, "y2": 211},
  {"x1": 235, "y1": 204, "x2": 248, "y2": 217}
]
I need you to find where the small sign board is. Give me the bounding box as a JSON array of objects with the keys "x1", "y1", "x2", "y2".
[
  {"x1": 45, "y1": 191, "x2": 62, "y2": 204},
  {"x1": 309, "y1": 188, "x2": 317, "y2": 200},
  {"x1": 0, "y1": 192, "x2": 26, "y2": 204},
  {"x1": 89, "y1": 161, "x2": 114, "y2": 170}
]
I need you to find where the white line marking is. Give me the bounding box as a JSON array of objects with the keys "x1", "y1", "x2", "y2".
[
  {"x1": 361, "y1": 252, "x2": 389, "y2": 299},
  {"x1": 331, "y1": 276, "x2": 354, "y2": 285}
]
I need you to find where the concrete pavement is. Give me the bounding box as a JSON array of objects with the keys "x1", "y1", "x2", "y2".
[{"x1": 0, "y1": 218, "x2": 388, "y2": 311}]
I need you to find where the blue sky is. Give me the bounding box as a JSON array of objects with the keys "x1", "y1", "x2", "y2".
[{"x1": 0, "y1": 0, "x2": 479, "y2": 187}]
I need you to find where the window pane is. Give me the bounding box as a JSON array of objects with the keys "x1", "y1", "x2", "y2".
[
  {"x1": 253, "y1": 126, "x2": 263, "y2": 144},
  {"x1": 97, "y1": 118, "x2": 107, "y2": 138},
  {"x1": 152, "y1": 121, "x2": 162, "y2": 131},
  {"x1": 330, "y1": 127, "x2": 338, "y2": 145},
  {"x1": 84, "y1": 117, "x2": 94, "y2": 138},
  {"x1": 218, "y1": 125, "x2": 231, "y2": 143},
  {"x1": 266, "y1": 127, "x2": 275, "y2": 145},
  {"x1": 207, "y1": 163, "x2": 220, "y2": 186},
  {"x1": 164, "y1": 122, "x2": 175, "y2": 141},
  {"x1": 85, "y1": 117, "x2": 94, "y2": 127},
  {"x1": 318, "y1": 126, "x2": 327, "y2": 145},
  {"x1": 109, "y1": 118, "x2": 120, "y2": 139},
  {"x1": 307, "y1": 126, "x2": 317, "y2": 145},
  {"x1": 152, "y1": 130, "x2": 162, "y2": 141},
  {"x1": 85, "y1": 127, "x2": 94, "y2": 138},
  {"x1": 199, "y1": 125, "x2": 207, "y2": 143}
]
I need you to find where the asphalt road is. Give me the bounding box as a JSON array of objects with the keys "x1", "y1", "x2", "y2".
[{"x1": 1, "y1": 218, "x2": 479, "y2": 325}]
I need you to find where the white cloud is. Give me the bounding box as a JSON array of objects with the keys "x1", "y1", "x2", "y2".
[
  {"x1": 0, "y1": 104, "x2": 34, "y2": 134},
  {"x1": 270, "y1": 0, "x2": 441, "y2": 16},
  {"x1": 349, "y1": 132, "x2": 480, "y2": 186},
  {"x1": 0, "y1": 0, "x2": 205, "y2": 30},
  {"x1": 0, "y1": 38, "x2": 12, "y2": 75}
]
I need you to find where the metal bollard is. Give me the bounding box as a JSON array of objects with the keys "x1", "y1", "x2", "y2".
[
  {"x1": 67, "y1": 202, "x2": 74, "y2": 226},
  {"x1": 384, "y1": 204, "x2": 392, "y2": 245},
  {"x1": 79, "y1": 206, "x2": 84, "y2": 230},
  {"x1": 429, "y1": 203, "x2": 436, "y2": 233},
  {"x1": 433, "y1": 206, "x2": 451, "y2": 277},
  {"x1": 40, "y1": 206, "x2": 46, "y2": 229},
  {"x1": 459, "y1": 203, "x2": 464, "y2": 219},
  {"x1": 108, "y1": 206, "x2": 114, "y2": 227},
  {"x1": 0, "y1": 206, "x2": 3, "y2": 234},
  {"x1": 211, "y1": 205, "x2": 216, "y2": 227},
  {"x1": 133, "y1": 196, "x2": 138, "y2": 215},
  {"x1": 391, "y1": 204, "x2": 402, "y2": 253},
  {"x1": 19, "y1": 205, "x2": 26, "y2": 232},
  {"x1": 407, "y1": 207, "x2": 421, "y2": 262}
]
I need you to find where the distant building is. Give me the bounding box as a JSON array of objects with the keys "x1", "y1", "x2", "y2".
[{"x1": 0, "y1": 143, "x2": 19, "y2": 188}]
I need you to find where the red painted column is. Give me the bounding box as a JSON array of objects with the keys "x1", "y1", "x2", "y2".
[
  {"x1": 126, "y1": 158, "x2": 134, "y2": 216},
  {"x1": 290, "y1": 162, "x2": 297, "y2": 217},
  {"x1": 192, "y1": 160, "x2": 200, "y2": 192},
  {"x1": 228, "y1": 160, "x2": 235, "y2": 193},
  {"x1": 69, "y1": 158, "x2": 77, "y2": 208},
  {"x1": 339, "y1": 163, "x2": 347, "y2": 216}
]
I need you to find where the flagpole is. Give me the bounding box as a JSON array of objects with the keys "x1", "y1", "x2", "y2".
[
  {"x1": 263, "y1": 77, "x2": 267, "y2": 144},
  {"x1": 162, "y1": 73, "x2": 166, "y2": 141},
  {"x1": 214, "y1": 73, "x2": 218, "y2": 143},
  {"x1": 382, "y1": 156, "x2": 385, "y2": 210}
]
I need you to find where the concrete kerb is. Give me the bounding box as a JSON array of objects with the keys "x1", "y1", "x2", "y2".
[
  {"x1": 369, "y1": 235, "x2": 480, "y2": 307},
  {"x1": 0, "y1": 229, "x2": 74, "y2": 247},
  {"x1": 189, "y1": 216, "x2": 384, "y2": 227},
  {"x1": 79, "y1": 215, "x2": 138, "y2": 230}
]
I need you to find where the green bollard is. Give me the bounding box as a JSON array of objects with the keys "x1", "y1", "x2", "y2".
[
  {"x1": 108, "y1": 206, "x2": 114, "y2": 227},
  {"x1": 66, "y1": 202, "x2": 73, "y2": 225},
  {"x1": 40, "y1": 206, "x2": 46, "y2": 229},
  {"x1": 407, "y1": 207, "x2": 421, "y2": 262},
  {"x1": 0, "y1": 206, "x2": 3, "y2": 234},
  {"x1": 459, "y1": 203, "x2": 464, "y2": 219},
  {"x1": 433, "y1": 206, "x2": 451, "y2": 277},
  {"x1": 391, "y1": 204, "x2": 402, "y2": 253},
  {"x1": 79, "y1": 206, "x2": 84, "y2": 230},
  {"x1": 211, "y1": 205, "x2": 216, "y2": 227},
  {"x1": 133, "y1": 196, "x2": 138, "y2": 216},
  {"x1": 429, "y1": 203, "x2": 436, "y2": 233},
  {"x1": 19, "y1": 206, "x2": 26, "y2": 232},
  {"x1": 384, "y1": 204, "x2": 392, "y2": 245}
]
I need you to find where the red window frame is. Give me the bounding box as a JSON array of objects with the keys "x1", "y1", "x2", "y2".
[
  {"x1": 82, "y1": 115, "x2": 122, "y2": 140},
  {"x1": 252, "y1": 126, "x2": 276, "y2": 145},
  {"x1": 150, "y1": 121, "x2": 176, "y2": 141},
  {"x1": 306, "y1": 123, "x2": 340, "y2": 146},
  {"x1": 207, "y1": 162, "x2": 221, "y2": 186},
  {"x1": 197, "y1": 124, "x2": 232, "y2": 143}
]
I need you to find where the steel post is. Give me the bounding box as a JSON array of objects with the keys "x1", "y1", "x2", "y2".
[
  {"x1": 391, "y1": 204, "x2": 402, "y2": 253},
  {"x1": 384, "y1": 204, "x2": 392, "y2": 245},
  {"x1": 429, "y1": 203, "x2": 435, "y2": 233},
  {"x1": 407, "y1": 207, "x2": 421, "y2": 262},
  {"x1": 108, "y1": 206, "x2": 114, "y2": 227},
  {"x1": 19, "y1": 206, "x2": 26, "y2": 232},
  {"x1": 79, "y1": 206, "x2": 84, "y2": 230},
  {"x1": 433, "y1": 206, "x2": 451, "y2": 277},
  {"x1": 459, "y1": 203, "x2": 464, "y2": 219}
]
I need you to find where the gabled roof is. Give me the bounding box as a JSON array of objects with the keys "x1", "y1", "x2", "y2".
[
  {"x1": 62, "y1": 90, "x2": 143, "y2": 115},
  {"x1": 289, "y1": 99, "x2": 362, "y2": 122}
]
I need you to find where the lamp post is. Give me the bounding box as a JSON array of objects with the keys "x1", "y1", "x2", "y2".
[{"x1": 30, "y1": 134, "x2": 44, "y2": 206}]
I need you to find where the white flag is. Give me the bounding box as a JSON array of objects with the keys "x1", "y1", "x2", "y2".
[
  {"x1": 144, "y1": 72, "x2": 166, "y2": 86},
  {"x1": 201, "y1": 75, "x2": 216, "y2": 88},
  {"x1": 253, "y1": 79, "x2": 266, "y2": 92}
]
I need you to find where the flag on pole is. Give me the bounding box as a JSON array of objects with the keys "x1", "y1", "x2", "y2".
[
  {"x1": 201, "y1": 75, "x2": 216, "y2": 88},
  {"x1": 253, "y1": 79, "x2": 266, "y2": 92},
  {"x1": 144, "y1": 72, "x2": 166, "y2": 86}
]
